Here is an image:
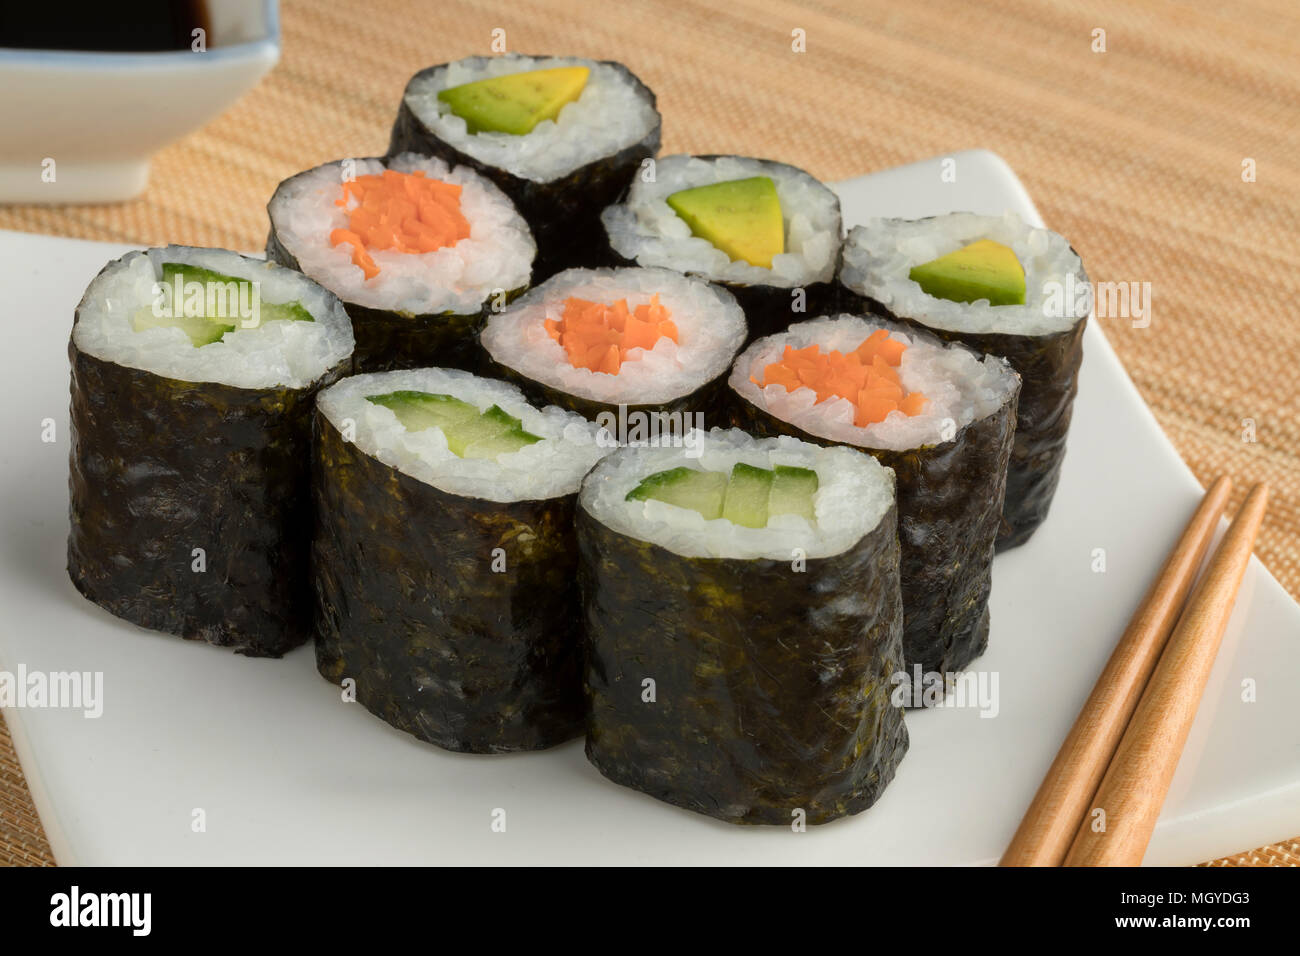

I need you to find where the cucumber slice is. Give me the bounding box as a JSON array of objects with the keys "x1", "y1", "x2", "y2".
[
  {"x1": 144, "y1": 262, "x2": 314, "y2": 345},
  {"x1": 130, "y1": 305, "x2": 234, "y2": 347},
  {"x1": 626, "y1": 466, "x2": 728, "y2": 520},
  {"x1": 768, "y1": 465, "x2": 819, "y2": 522},
  {"x1": 365, "y1": 392, "x2": 542, "y2": 459},
  {"x1": 721, "y1": 462, "x2": 773, "y2": 529}
]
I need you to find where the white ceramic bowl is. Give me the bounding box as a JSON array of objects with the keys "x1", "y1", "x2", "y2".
[{"x1": 0, "y1": 0, "x2": 280, "y2": 203}]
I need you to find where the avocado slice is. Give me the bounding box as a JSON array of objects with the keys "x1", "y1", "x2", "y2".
[
  {"x1": 720, "y1": 462, "x2": 774, "y2": 529},
  {"x1": 437, "y1": 66, "x2": 590, "y2": 135},
  {"x1": 134, "y1": 262, "x2": 313, "y2": 346},
  {"x1": 665, "y1": 176, "x2": 785, "y2": 268},
  {"x1": 626, "y1": 466, "x2": 728, "y2": 520},
  {"x1": 768, "y1": 465, "x2": 819, "y2": 522},
  {"x1": 908, "y1": 239, "x2": 1026, "y2": 306},
  {"x1": 366, "y1": 392, "x2": 542, "y2": 459}
]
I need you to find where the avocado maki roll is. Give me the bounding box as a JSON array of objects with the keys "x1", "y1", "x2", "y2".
[
  {"x1": 838, "y1": 213, "x2": 1088, "y2": 549},
  {"x1": 480, "y1": 266, "x2": 746, "y2": 426},
  {"x1": 266, "y1": 153, "x2": 535, "y2": 373},
  {"x1": 728, "y1": 315, "x2": 1020, "y2": 679},
  {"x1": 68, "y1": 245, "x2": 355, "y2": 656},
  {"x1": 600, "y1": 155, "x2": 841, "y2": 343},
  {"x1": 579, "y1": 428, "x2": 907, "y2": 824},
  {"x1": 313, "y1": 368, "x2": 611, "y2": 753},
  {"x1": 388, "y1": 55, "x2": 661, "y2": 279}
]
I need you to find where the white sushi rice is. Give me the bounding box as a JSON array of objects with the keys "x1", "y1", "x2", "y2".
[
  {"x1": 481, "y1": 267, "x2": 746, "y2": 405},
  {"x1": 72, "y1": 246, "x2": 354, "y2": 390},
  {"x1": 601, "y1": 154, "x2": 841, "y2": 288},
  {"x1": 729, "y1": 314, "x2": 1019, "y2": 452},
  {"x1": 317, "y1": 368, "x2": 610, "y2": 503},
  {"x1": 840, "y1": 212, "x2": 1089, "y2": 336},
  {"x1": 268, "y1": 153, "x2": 535, "y2": 316},
  {"x1": 581, "y1": 427, "x2": 894, "y2": 560},
  {"x1": 404, "y1": 55, "x2": 659, "y2": 184}
]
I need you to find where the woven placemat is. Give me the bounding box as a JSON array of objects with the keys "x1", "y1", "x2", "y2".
[{"x1": 2, "y1": 0, "x2": 1296, "y2": 867}]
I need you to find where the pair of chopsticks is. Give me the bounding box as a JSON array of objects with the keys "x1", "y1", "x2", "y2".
[{"x1": 1000, "y1": 477, "x2": 1269, "y2": 867}]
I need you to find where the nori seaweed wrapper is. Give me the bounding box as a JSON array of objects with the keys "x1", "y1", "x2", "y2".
[
  {"x1": 67, "y1": 344, "x2": 344, "y2": 658},
  {"x1": 266, "y1": 225, "x2": 523, "y2": 375},
  {"x1": 388, "y1": 56, "x2": 661, "y2": 280},
  {"x1": 728, "y1": 320, "x2": 1019, "y2": 677},
  {"x1": 311, "y1": 413, "x2": 585, "y2": 753},
  {"x1": 579, "y1": 476, "x2": 908, "y2": 825},
  {"x1": 839, "y1": 226, "x2": 1089, "y2": 550}
]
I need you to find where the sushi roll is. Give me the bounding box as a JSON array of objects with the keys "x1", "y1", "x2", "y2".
[
  {"x1": 388, "y1": 54, "x2": 661, "y2": 278},
  {"x1": 313, "y1": 368, "x2": 611, "y2": 752},
  {"x1": 68, "y1": 245, "x2": 355, "y2": 656},
  {"x1": 579, "y1": 428, "x2": 907, "y2": 825},
  {"x1": 728, "y1": 315, "x2": 1020, "y2": 679},
  {"x1": 839, "y1": 212, "x2": 1088, "y2": 549},
  {"x1": 600, "y1": 154, "x2": 841, "y2": 343},
  {"x1": 266, "y1": 153, "x2": 535, "y2": 373},
  {"x1": 479, "y1": 266, "x2": 747, "y2": 426}
]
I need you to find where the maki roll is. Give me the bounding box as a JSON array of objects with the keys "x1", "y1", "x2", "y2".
[
  {"x1": 479, "y1": 266, "x2": 746, "y2": 426},
  {"x1": 839, "y1": 212, "x2": 1088, "y2": 549},
  {"x1": 68, "y1": 245, "x2": 355, "y2": 656},
  {"x1": 579, "y1": 428, "x2": 907, "y2": 824},
  {"x1": 728, "y1": 315, "x2": 1020, "y2": 679},
  {"x1": 266, "y1": 153, "x2": 535, "y2": 373},
  {"x1": 389, "y1": 54, "x2": 661, "y2": 278},
  {"x1": 600, "y1": 155, "x2": 841, "y2": 342},
  {"x1": 313, "y1": 368, "x2": 611, "y2": 752}
]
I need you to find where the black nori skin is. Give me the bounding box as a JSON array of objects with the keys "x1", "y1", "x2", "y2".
[
  {"x1": 579, "y1": 498, "x2": 908, "y2": 825},
  {"x1": 67, "y1": 342, "x2": 343, "y2": 657},
  {"x1": 729, "y1": 322, "x2": 1019, "y2": 677},
  {"x1": 265, "y1": 222, "x2": 521, "y2": 375},
  {"x1": 311, "y1": 413, "x2": 585, "y2": 753},
  {"x1": 388, "y1": 56, "x2": 661, "y2": 280},
  {"x1": 841, "y1": 264, "x2": 1088, "y2": 551},
  {"x1": 600, "y1": 155, "x2": 842, "y2": 344}
]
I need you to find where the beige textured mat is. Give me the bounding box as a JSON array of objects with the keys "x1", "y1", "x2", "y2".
[{"x1": 2, "y1": 0, "x2": 1297, "y2": 867}]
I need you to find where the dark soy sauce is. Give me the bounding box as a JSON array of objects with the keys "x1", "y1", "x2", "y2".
[{"x1": 2, "y1": 1, "x2": 210, "y2": 53}]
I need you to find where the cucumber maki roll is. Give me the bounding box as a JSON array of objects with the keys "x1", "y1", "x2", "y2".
[
  {"x1": 266, "y1": 153, "x2": 535, "y2": 373},
  {"x1": 389, "y1": 55, "x2": 661, "y2": 278},
  {"x1": 600, "y1": 155, "x2": 841, "y2": 343},
  {"x1": 68, "y1": 245, "x2": 355, "y2": 656},
  {"x1": 480, "y1": 266, "x2": 746, "y2": 426},
  {"x1": 838, "y1": 213, "x2": 1088, "y2": 549},
  {"x1": 313, "y1": 368, "x2": 611, "y2": 753},
  {"x1": 728, "y1": 315, "x2": 1020, "y2": 680},
  {"x1": 579, "y1": 428, "x2": 907, "y2": 825}
]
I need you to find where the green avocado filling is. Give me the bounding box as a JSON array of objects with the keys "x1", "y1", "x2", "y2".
[
  {"x1": 437, "y1": 66, "x2": 591, "y2": 135},
  {"x1": 664, "y1": 176, "x2": 785, "y2": 268},
  {"x1": 626, "y1": 462, "x2": 818, "y2": 528},
  {"x1": 131, "y1": 262, "x2": 313, "y2": 347},
  {"x1": 366, "y1": 390, "x2": 543, "y2": 460},
  {"x1": 908, "y1": 239, "x2": 1026, "y2": 306}
]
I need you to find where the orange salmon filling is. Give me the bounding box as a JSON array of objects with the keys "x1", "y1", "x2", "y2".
[
  {"x1": 753, "y1": 329, "x2": 929, "y2": 427},
  {"x1": 330, "y1": 169, "x2": 471, "y2": 280},
  {"x1": 545, "y1": 295, "x2": 679, "y2": 375}
]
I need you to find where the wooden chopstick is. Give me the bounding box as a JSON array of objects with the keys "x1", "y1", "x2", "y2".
[
  {"x1": 999, "y1": 476, "x2": 1233, "y2": 866},
  {"x1": 1063, "y1": 482, "x2": 1269, "y2": 866}
]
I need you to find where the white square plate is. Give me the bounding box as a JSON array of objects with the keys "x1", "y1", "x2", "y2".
[{"x1": 2, "y1": 149, "x2": 1297, "y2": 865}]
